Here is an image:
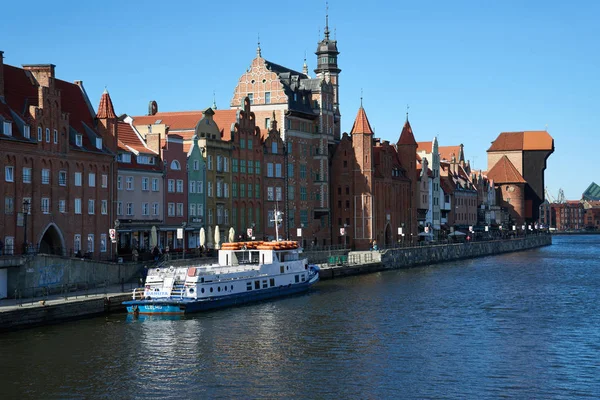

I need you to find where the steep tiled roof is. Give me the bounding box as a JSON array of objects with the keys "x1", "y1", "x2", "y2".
[
  {"x1": 397, "y1": 119, "x2": 417, "y2": 145},
  {"x1": 132, "y1": 111, "x2": 205, "y2": 131},
  {"x1": 440, "y1": 176, "x2": 455, "y2": 194},
  {"x1": 117, "y1": 121, "x2": 155, "y2": 154},
  {"x1": 350, "y1": 106, "x2": 374, "y2": 135},
  {"x1": 417, "y1": 141, "x2": 432, "y2": 153},
  {"x1": 438, "y1": 145, "x2": 461, "y2": 162},
  {"x1": 213, "y1": 109, "x2": 238, "y2": 141},
  {"x1": 488, "y1": 131, "x2": 554, "y2": 152},
  {"x1": 486, "y1": 155, "x2": 526, "y2": 184},
  {"x1": 96, "y1": 89, "x2": 116, "y2": 119},
  {"x1": 3, "y1": 64, "x2": 38, "y2": 115}
]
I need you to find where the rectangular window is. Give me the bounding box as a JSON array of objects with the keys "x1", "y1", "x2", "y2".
[
  {"x1": 45, "y1": 128, "x2": 50, "y2": 143},
  {"x1": 300, "y1": 186, "x2": 307, "y2": 201},
  {"x1": 59, "y1": 199, "x2": 66, "y2": 213},
  {"x1": 287, "y1": 141, "x2": 292, "y2": 154},
  {"x1": 248, "y1": 160, "x2": 254, "y2": 174},
  {"x1": 255, "y1": 161, "x2": 261, "y2": 175},
  {"x1": 87, "y1": 234, "x2": 94, "y2": 253},
  {"x1": 152, "y1": 178, "x2": 159, "y2": 191},
  {"x1": 75, "y1": 172, "x2": 83, "y2": 186},
  {"x1": 126, "y1": 203, "x2": 133, "y2": 216},
  {"x1": 224, "y1": 183, "x2": 229, "y2": 198},
  {"x1": 189, "y1": 181, "x2": 196, "y2": 193},
  {"x1": 300, "y1": 210, "x2": 308, "y2": 226},
  {"x1": 23, "y1": 167, "x2": 32, "y2": 183},
  {"x1": 240, "y1": 183, "x2": 245, "y2": 198},
  {"x1": 247, "y1": 140, "x2": 253, "y2": 150},
  {"x1": 207, "y1": 155, "x2": 213, "y2": 170},
  {"x1": 268, "y1": 210, "x2": 275, "y2": 227},
  {"x1": 168, "y1": 203, "x2": 175, "y2": 217},
  {"x1": 208, "y1": 181, "x2": 213, "y2": 197},
  {"x1": 208, "y1": 209, "x2": 213, "y2": 225},
  {"x1": 275, "y1": 164, "x2": 282, "y2": 178},
  {"x1": 267, "y1": 163, "x2": 273, "y2": 177},
  {"x1": 56, "y1": 170, "x2": 66, "y2": 186},
  {"x1": 75, "y1": 198, "x2": 82, "y2": 214},
  {"x1": 74, "y1": 234, "x2": 81, "y2": 252},
  {"x1": 268, "y1": 187, "x2": 274, "y2": 201},
  {"x1": 53, "y1": 129, "x2": 58, "y2": 144},
  {"x1": 126, "y1": 176, "x2": 134, "y2": 190},
  {"x1": 198, "y1": 204, "x2": 203, "y2": 217},
  {"x1": 101, "y1": 200, "x2": 108, "y2": 215},
  {"x1": 193, "y1": 160, "x2": 199, "y2": 170},
  {"x1": 198, "y1": 181, "x2": 203, "y2": 194},
  {"x1": 88, "y1": 199, "x2": 95, "y2": 214},
  {"x1": 89, "y1": 173, "x2": 95, "y2": 187},
  {"x1": 265, "y1": 92, "x2": 271, "y2": 104},
  {"x1": 271, "y1": 142, "x2": 277, "y2": 154},
  {"x1": 288, "y1": 212, "x2": 295, "y2": 229},
  {"x1": 287, "y1": 164, "x2": 294, "y2": 178},
  {"x1": 75, "y1": 134, "x2": 82, "y2": 147},
  {"x1": 255, "y1": 184, "x2": 260, "y2": 199},
  {"x1": 276, "y1": 187, "x2": 282, "y2": 201},
  {"x1": 247, "y1": 183, "x2": 252, "y2": 199},
  {"x1": 142, "y1": 202, "x2": 149, "y2": 216},
  {"x1": 232, "y1": 183, "x2": 237, "y2": 198},
  {"x1": 217, "y1": 155, "x2": 223, "y2": 172},
  {"x1": 300, "y1": 164, "x2": 307, "y2": 179},
  {"x1": 100, "y1": 234, "x2": 107, "y2": 253},
  {"x1": 248, "y1": 93, "x2": 253, "y2": 104},
  {"x1": 216, "y1": 180, "x2": 222, "y2": 198},
  {"x1": 232, "y1": 158, "x2": 238, "y2": 173},
  {"x1": 142, "y1": 177, "x2": 149, "y2": 191},
  {"x1": 240, "y1": 159, "x2": 246, "y2": 174},
  {"x1": 176, "y1": 180, "x2": 184, "y2": 193},
  {"x1": 240, "y1": 139, "x2": 246, "y2": 149},
  {"x1": 288, "y1": 186, "x2": 294, "y2": 200},
  {"x1": 117, "y1": 201, "x2": 123, "y2": 216},
  {"x1": 190, "y1": 203, "x2": 196, "y2": 216},
  {"x1": 224, "y1": 209, "x2": 229, "y2": 225},
  {"x1": 224, "y1": 157, "x2": 229, "y2": 172},
  {"x1": 117, "y1": 175, "x2": 122, "y2": 190},
  {"x1": 152, "y1": 202, "x2": 159, "y2": 216},
  {"x1": 102, "y1": 174, "x2": 108, "y2": 188},
  {"x1": 41, "y1": 169, "x2": 50, "y2": 184},
  {"x1": 168, "y1": 179, "x2": 175, "y2": 192},
  {"x1": 4, "y1": 197, "x2": 14, "y2": 214}
]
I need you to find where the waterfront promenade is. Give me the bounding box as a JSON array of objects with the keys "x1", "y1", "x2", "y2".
[{"x1": 0, "y1": 235, "x2": 551, "y2": 332}]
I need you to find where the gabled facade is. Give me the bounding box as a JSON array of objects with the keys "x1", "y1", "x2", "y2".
[
  {"x1": 186, "y1": 134, "x2": 206, "y2": 247},
  {"x1": 262, "y1": 114, "x2": 286, "y2": 240},
  {"x1": 417, "y1": 138, "x2": 443, "y2": 236},
  {"x1": 1, "y1": 53, "x2": 117, "y2": 258}
]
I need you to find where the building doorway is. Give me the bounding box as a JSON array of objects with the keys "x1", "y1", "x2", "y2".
[
  {"x1": 384, "y1": 223, "x2": 392, "y2": 247},
  {"x1": 38, "y1": 223, "x2": 66, "y2": 255}
]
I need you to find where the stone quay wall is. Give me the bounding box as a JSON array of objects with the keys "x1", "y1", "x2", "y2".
[{"x1": 318, "y1": 235, "x2": 552, "y2": 280}]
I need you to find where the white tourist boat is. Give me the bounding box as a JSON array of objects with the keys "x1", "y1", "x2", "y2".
[{"x1": 123, "y1": 211, "x2": 319, "y2": 315}]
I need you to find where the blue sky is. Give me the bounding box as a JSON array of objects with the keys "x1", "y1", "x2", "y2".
[{"x1": 2, "y1": 0, "x2": 598, "y2": 200}]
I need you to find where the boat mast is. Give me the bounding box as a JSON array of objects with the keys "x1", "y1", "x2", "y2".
[{"x1": 271, "y1": 204, "x2": 284, "y2": 242}]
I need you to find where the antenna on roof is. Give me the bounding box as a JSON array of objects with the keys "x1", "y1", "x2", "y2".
[
  {"x1": 212, "y1": 91, "x2": 217, "y2": 110},
  {"x1": 360, "y1": 88, "x2": 363, "y2": 107},
  {"x1": 324, "y1": 1, "x2": 330, "y2": 39},
  {"x1": 406, "y1": 104, "x2": 409, "y2": 121},
  {"x1": 257, "y1": 33, "x2": 261, "y2": 57}
]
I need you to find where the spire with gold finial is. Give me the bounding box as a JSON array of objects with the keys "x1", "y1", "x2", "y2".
[
  {"x1": 212, "y1": 91, "x2": 218, "y2": 110},
  {"x1": 324, "y1": 1, "x2": 330, "y2": 40},
  {"x1": 302, "y1": 51, "x2": 308, "y2": 75},
  {"x1": 96, "y1": 87, "x2": 116, "y2": 119}
]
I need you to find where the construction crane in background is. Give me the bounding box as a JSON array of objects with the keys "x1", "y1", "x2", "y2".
[{"x1": 545, "y1": 187, "x2": 565, "y2": 204}]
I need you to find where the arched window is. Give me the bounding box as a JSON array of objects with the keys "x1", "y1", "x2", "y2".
[{"x1": 170, "y1": 160, "x2": 181, "y2": 170}]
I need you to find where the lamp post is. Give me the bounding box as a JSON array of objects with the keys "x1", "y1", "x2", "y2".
[
  {"x1": 182, "y1": 221, "x2": 187, "y2": 259},
  {"x1": 22, "y1": 199, "x2": 30, "y2": 254}
]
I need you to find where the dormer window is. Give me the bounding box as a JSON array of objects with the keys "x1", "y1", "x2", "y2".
[
  {"x1": 75, "y1": 134, "x2": 83, "y2": 147},
  {"x1": 3, "y1": 121, "x2": 12, "y2": 136},
  {"x1": 96, "y1": 138, "x2": 102, "y2": 149},
  {"x1": 118, "y1": 153, "x2": 131, "y2": 163},
  {"x1": 23, "y1": 125, "x2": 30, "y2": 139}
]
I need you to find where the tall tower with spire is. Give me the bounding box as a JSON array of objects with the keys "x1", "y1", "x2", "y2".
[{"x1": 315, "y1": 3, "x2": 341, "y2": 140}]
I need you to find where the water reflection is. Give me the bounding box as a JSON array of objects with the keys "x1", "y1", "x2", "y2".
[{"x1": 1, "y1": 235, "x2": 599, "y2": 399}]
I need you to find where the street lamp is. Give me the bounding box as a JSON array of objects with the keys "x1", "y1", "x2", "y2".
[
  {"x1": 22, "y1": 199, "x2": 30, "y2": 254},
  {"x1": 182, "y1": 221, "x2": 187, "y2": 259}
]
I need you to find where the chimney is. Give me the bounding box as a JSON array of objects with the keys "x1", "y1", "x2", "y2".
[
  {"x1": 0, "y1": 51, "x2": 4, "y2": 99},
  {"x1": 22, "y1": 64, "x2": 56, "y2": 87}
]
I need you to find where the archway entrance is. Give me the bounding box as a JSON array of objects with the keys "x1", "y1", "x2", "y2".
[
  {"x1": 38, "y1": 223, "x2": 66, "y2": 255},
  {"x1": 384, "y1": 223, "x2": 392, "y2": 247}
]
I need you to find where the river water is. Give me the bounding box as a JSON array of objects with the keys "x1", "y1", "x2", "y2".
[{"x1": 2, "y1": 235, "x2": 599, "y2": 399}]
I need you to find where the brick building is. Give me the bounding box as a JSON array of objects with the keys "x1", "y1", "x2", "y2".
[
  {"x1": 230, "y1": 16, "x2": 340, "y2": 247},
  {"x1": 1, "y1": 54, "x2": 116, "y2": 258},
  {"x1": 330, "y1": 105, "x2": 415, "y2": 250},
  {"x1": 487, "y1": 131, "x2": 554, "y2": 223}
]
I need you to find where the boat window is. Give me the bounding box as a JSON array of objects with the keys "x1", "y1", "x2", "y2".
[
  {"x1": 226, "y1": 254, "x2": 229, "y2": 265},
  {"x1": 262, "y1": 254, "x2": 265, "y2": 264},
  {"x1": 301, "y1": 274, "x2": 306, "y2": 282},
  {"x1": 210, "y1": 287, "x2": 213, "y2": 293},
  {"x1": 201, "y1": 288, "x2": 205, "y2": 293},
  {"x1": 286, "y1": 266, "x2": 289, "y2": 271},
  {"x1": 254, "y1": 280, "x2": 260, "y2": 290},
  {"x1": 262, "y1": 280, "x2": 268, "y2": 288},
  {"x1": 270, "y1": 278, "x2": 275, "y2": 287},
  {"x1": 231, "y1": 285, "x2": 234, "y2": 291},
  {"x1": 305, "y1": 264, "x2": 308, "y2": 270},
  {"x1": 201, "y1": 277, "x2": 205, "y2": 283},
  {"x1": 247, "y1": 282, "x2": 252, "y2": 291},
  {"x1": 224, "y1": 286, "x2": 227, "y2": 291},
  {"x1": 295, "y1": 275, "x2": 300, "y2": 283},
  {"x1": 280, "y1": 266, "x2": 284, "y2": 273}
]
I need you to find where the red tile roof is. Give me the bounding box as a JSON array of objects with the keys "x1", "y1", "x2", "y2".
[
  {"x1": 440, "y1": 176, "x2": 455, "y2": 194},
  {"x1": 350, "y1": 106, "x2": 374, "y2": 135},
  {"x1": 117, "y1": 121, "x2": 155, "y2": 154},
  {"x1": 132, "y1": 111, "x2": 205, "y2": 131},
  {"x1": 488, "y1": 131, "x2": 554, "y2": 152},
  {"x1": 397, "y1": 119, "x2": 417, "y2": 145},
  {"x1": 417, "y1": 141, "x2": 432, "y2": 153},
  {"x1": 486, "y1": 155, "x2": 526, "y2": 183},
  {"x1": 213, "y1": 109, "x2": 238, "y2": 141},
  {"x1": 96, "y1": 89, "x2": 116, "y2": 119},
  {"x1": 3, "y1": 64, "x2": 38, "y2": 116},
  {"x1": 438, "y1": 145, "x2": 461, "y2": 162}
]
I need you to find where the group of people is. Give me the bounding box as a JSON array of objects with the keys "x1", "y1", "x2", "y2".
[{"x1": 152, "y1": 246, "x2": 169, "y2": 261}]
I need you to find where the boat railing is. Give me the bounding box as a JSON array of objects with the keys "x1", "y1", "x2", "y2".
[{"x1": 132, "y1": 287, "x2": 145, "y2": 300}]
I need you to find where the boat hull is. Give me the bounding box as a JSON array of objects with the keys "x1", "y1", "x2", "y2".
[{"x1": 124, "y1": 275, "x2": 318, "y2": 315}]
